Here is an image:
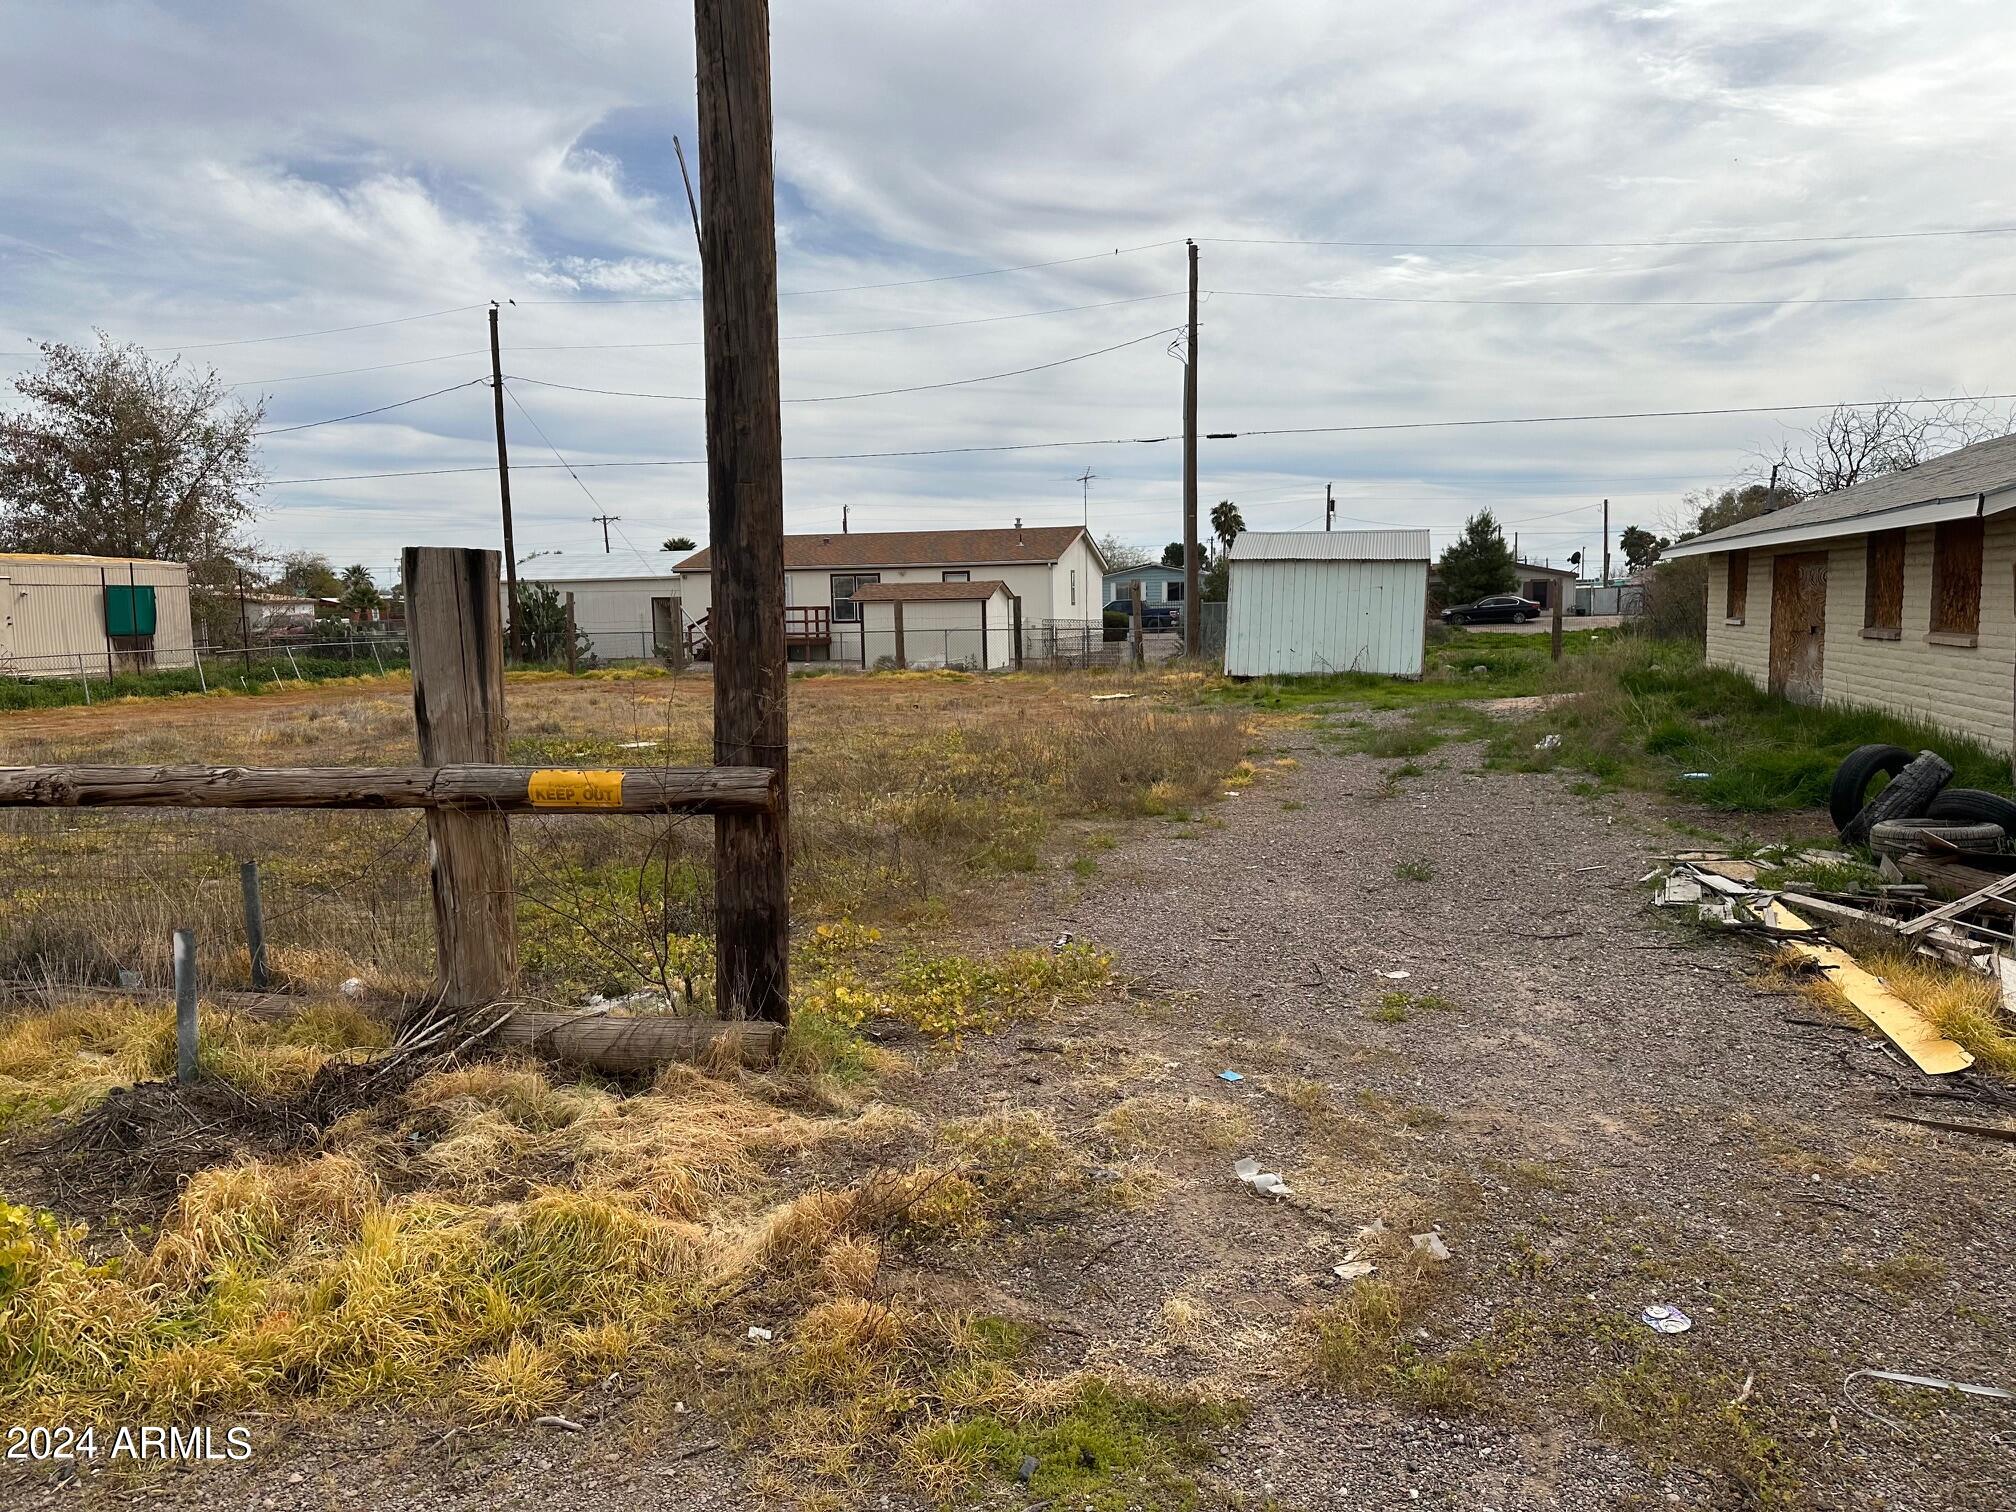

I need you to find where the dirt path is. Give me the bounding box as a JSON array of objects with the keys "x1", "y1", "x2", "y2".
[{"x1": 33, "y1": 717, "x2": 2016, "y2": 1511}]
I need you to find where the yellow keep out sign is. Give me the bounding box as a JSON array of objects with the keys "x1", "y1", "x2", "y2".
[{"x1": 527, "y1": 769, "x2": 626, "y2": 809}]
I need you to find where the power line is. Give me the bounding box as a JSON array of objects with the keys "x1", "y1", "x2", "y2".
[
  {"x1": 504, "y1": 325, "x2": 1184, "y2": 405},
  {"x1": 261, "y1": 387, "x2": 2016, "y2": 487},
  {"x1": 1197, "y1": 225, "x2": 2016, "y2": 250},
  {"x1": 1208, "y1": 286, "x2": 2016, "y2": 310},
  {"x1": 253, "y1": 377, "x2": 488, "y2": 436},
  {"x1": 501, "y1": 382, "x2": 612, "y2": 513}
]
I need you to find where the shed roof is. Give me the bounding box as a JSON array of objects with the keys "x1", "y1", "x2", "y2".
[
  {"x1": 1227, "y1": 529, "x2": 1431, "y2": 563},
  {"x1": 0, "y1": 551, "x2": 188, "y2": 569},
  {"x1": 677, "y1": 525, "x2": 1093, "y2": 573},
  {"x1": 1515, "y1": 561, "x2": 1578, "y2": 579},
  {"x1": 849, "y1": 580, "x2": 1011, "y2": 603},
  {"x1": 1665, "y1": 432, "x2": 2016, "y2": 559},
  {"x1": 516, "y1": 550, "x2": 687, "y2": 583}
]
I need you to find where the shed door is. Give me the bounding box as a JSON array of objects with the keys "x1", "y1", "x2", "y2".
[{"x1": 1768, "y1": 552, "x2": 1827, "y2": 705}]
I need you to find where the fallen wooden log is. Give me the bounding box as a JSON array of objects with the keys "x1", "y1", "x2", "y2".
[
  {"x1": 0, "y1": 763, "x2": 777, "y2": 815},
  {"x1": 1896, "y1": 856, "x2": 2016, "y2": 911},
  {"x1": 491, "y1": 1010, "x2": 783, "y2": 1071}
]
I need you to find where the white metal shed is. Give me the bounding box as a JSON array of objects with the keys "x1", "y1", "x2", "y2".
[{"x1": 1223, "y1": 530, "x2": 1430, "y2": 677}]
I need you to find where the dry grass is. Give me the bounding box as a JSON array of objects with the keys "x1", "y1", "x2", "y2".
[{"x1": 1768, "y1": 934, "x2": 2016, "y2": 1081}]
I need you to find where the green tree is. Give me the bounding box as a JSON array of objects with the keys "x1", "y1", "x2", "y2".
[
  {"x1": 339, "y1": 563, "x2": 382, "y2": 614},
  {"x1": 1096, "y1": 532, "x2": 1151, "y2": 570},
  {"x1": 1436, "y1": 510, "x2": 1518, "y2": 605},
  {"x1": 661, "y1": 535, "x2": 697, "y2": 553},
  {"x1": 1209, "y1": 500, "x2": 1244, "y2": 556},
  {"x1": 1618, "y1": 525, "x2": 1670, "y2": 573},
  {"x1": 275, "y1": 551, "x2": 342, "y2": 599},
  {"x1": 1161, "y1": 541, "x2": 1186, "y2": 568},
  {"x1": 1680, "y1": 481, "x2": 1800, "y2": 540}
]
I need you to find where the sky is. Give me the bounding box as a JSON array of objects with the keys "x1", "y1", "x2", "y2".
[{"x1": 4, "y1": 1, "x2": 2016, "y2": 585}]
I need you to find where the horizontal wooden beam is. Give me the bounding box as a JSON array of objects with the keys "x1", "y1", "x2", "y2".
[
  {"x1": 493, "y1": 1009, "x2": 782, "y2": 1071},
  {"x1": 0, "y1": 763, "x2": 777, "y2": 815}
]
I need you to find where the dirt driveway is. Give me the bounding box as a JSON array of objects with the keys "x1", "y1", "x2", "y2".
[{"x1": 34, "y1": 711, "x2": 2016, "y2": 1511}]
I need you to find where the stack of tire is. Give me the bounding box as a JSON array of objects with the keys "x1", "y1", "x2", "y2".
[{"x1": 1829, "y1": 745, "x2": 2016, "y2": 857}]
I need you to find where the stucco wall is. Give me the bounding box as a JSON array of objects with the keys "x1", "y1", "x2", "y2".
[{"x1": 1703, "y1": 512, "x2": 2016, "y2": 752}]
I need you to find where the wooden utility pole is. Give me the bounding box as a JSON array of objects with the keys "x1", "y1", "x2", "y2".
[
  {"x1": 1129, "y1": 579, "x2": 1144, "y2": 666},
  {"x1": 1601, "y1": 498, "x2": 1610, "y2": 588},
  {"x1": 892, "y1": 600, "x2": 907, "y2": 670},
  {"x1": 404, "y1": 546, "x2": 516, "y2": 1007},
  {"x1": 1551, "y1": 586, "x2": 1564, "y2": 663},
  {"x1": 1182, "y1": 239, "x2": 1200, "y2": 657},
  {"x1": 1012, "y1": 595, "x2": 1024, "y2": 670},
  {"x1": 488, "y1": 306, "x2": 523, "y2": 662},
  {"x1": 1325, "y1": 483, "x2": 1334, "y2": 532},
  {"x1": 593, "y1": 514, "x2": 621, "y2": 553},
  {"x1": 696, "y1": 0, "x2": 790, "y2": 1026}
]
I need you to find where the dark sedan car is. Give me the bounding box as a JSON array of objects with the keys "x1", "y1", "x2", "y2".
[
  {"x1": 1442, "y1": 594, "x2": 1544, "y2": 625},
  {"x1": 1104, "y1": 597, "x2": 1181, "y2": 630}
]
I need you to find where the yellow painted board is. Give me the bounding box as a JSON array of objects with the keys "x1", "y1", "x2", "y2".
[
  {"x1": 526, "y1": 769, "x2": 625, "y2": 809},
  {"x1": 1764, "y1": 901, "x2": 1975, "y2": 1075}
]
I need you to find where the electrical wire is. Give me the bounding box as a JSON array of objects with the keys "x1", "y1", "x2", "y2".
[
  {"x1": 253, "y1": 377, "x2": 489, "y2": 436},
  {"x1": 1207, "y1": 287, "x2": 2016, "y2": 309},
  {"x1": 504, "y1": 325, "x2": 1184, "y2": 405},
  {"x1": 501, "y1": 382, "x2": 612, "y2": 513},
  {"x1": 1196, "y1": 225, "x2": 2016, "y2": 249}
]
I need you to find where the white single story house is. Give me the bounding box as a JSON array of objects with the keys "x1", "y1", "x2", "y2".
[
  {"x1": 1664, "y1": 432, "x2": 2016, "y2": 750},
  {"x1": 1223, "y1": 529, "x2": 1430, "y2": 678},
  {"x1": 851, "y1": 580, "x2": 1017, "y2": 670},
  {"x1": 0, "y1": 552, "x2": 195, "y2": 677},
  {"x1": 513, "y1": 550, "x2": 692, "y2": 662},
  {"x1": 675, "y1": 523, "x2": 1105, "y2": 663}
]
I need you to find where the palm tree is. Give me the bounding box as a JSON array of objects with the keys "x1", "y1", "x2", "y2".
[
  {"x1": 1210, "y1": 500, "x2": 1245, "y2": 556},
  {"x1": 339, "y1": 563, "x2": 381, "y2": 612}
]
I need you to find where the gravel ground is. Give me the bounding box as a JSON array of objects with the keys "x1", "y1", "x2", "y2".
[{"x1": 20, "y1": 718, "x2": 2016, "y2": 1511}]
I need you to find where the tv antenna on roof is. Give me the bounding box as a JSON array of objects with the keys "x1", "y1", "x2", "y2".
[{"x1": 1075, "y1": 468, "x2": 1096, "y2": 530}]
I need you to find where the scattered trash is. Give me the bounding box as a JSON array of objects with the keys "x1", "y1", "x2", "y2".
[
  {"x1": 535, "y1": 1415, "x2": 585, "y2": 1433},
  {"x1": 1332, "y1": 1258, "x2": 1377, "y2": 1282},
  {"x1": 616, "y1": 739, "x2": 663, "y2": 749},
  {"x1": 1534, "y1": 733, "x2": 1561, "y2": 751},
  {"x1": 1053, "y1": 931, "x2": 1075, "y2": 952},
  {"x1": 1378, "y1": 969, "x2": 1411, "y2": 980},
  {"x1": 1217, "y1": 1069, "x2": 1245, "y2": 1083},
  {"x1": 1656, "y1": 875, "x2": 1703, "y2": 907},
  {"x1": 746, "y1": 1326, "x2": 773, "y2": 1342},
  {"x1": 1841, "y1": 1367, "x2": 2015, "y2": 1430},
  {"x1": 1232, "y1": 1157, "x2": 1292, "y2": 1198},
  {"x1": 339, "y1": 977, "x2": 366, "y2": 999},
  {"x1": 1090, "y1": 692, "x2": 1137, "y2": 702},
  {"x1": 1679, "y1": 771, "x2": 1712, "y2": 781},
  {"x1": 116, "y1": 969, "x2": 142, "y2": 989},
  {"x1": 1017, "y1": 1454, "x2": 1040, "y2": 1483},
  {"x1": 1411, "y1": 1231, "x2": 1452, "y2": 1263},
  {"x1": 1639, "y1": 1304, "x2": 1693, "y2": 1335}
]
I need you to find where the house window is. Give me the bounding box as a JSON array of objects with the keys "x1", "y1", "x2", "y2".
[
  {"x1": 1725, "y1": 550, "x2": 1748, "y2": 622},
  {"x1": 1863, "y1": 530, "x2": 1904, "y2": 638},
  {"x1": 1930, "y1": 517, "x2": 1984, "y2": 642},
  {"x1": 941, "y1": 570, "x2": 970, "y2": 582},
  {"x1": 1165, "y1": 580, "x2": 1184, "y2": 603},
  {"x1": 831, "y1": 572, "x2": 880, "y2": 623},
  {"x1": 1070, "y1": 569, "x2": 1077, "y2": 607}
]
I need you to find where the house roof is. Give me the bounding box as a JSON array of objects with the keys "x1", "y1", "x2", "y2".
[
  {"x1": 1664, "y1": 432, "x2": 2016, "y2": 559},
  {"x1": 1515, "y1": 561, "x2": 1578, "y2": 579},
  {"x1": 0, "y1": 552, "x2": 187, "y2": 568},
  {"x1": 676, "y1": 525, "x2": 1094, "y2": 573},
  {"x1": 1104, "y1": 562, "x2": 1186, "y2": 578},
  {"x1": 517, "y1": 549, "x2": 688, "y2": 583},
  {"x1": 1227, "y1": 529, "x2": 1431, "y2": 563},
  {"x1": 849, "y1": 580, "x2": 1011, "y2": 603}
]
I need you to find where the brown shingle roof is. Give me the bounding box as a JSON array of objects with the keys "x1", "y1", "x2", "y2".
[
  {"x1": 675, "y1": 525, "x2": 1089, "y2": 572},
  {"x1": 849, "y1": 580, "x2": 1011, "y2": 603}
]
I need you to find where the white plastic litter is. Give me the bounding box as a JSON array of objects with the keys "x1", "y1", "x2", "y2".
[
  {"x1": 1411, "y1": 1231, "x2": 1452, "y2": 1263},
  {"x1": 1534, "y1": 734, "x2": 1561, "y2": 751},
  {"x1": 746, "y1": 1326, "x2": 774, "y2": 1342},
  {"x1": 1232, "y1": 1157, "x2": 1292, "y2": 1198},
  {"x1": 339, "y1": 977, "x2": 367, "y2": 999},
  {"x1": 1378, "y1": 970, "x2": 1411, "y2": 980},
  {"x1": 1639, "y1": 1304, "x2": 1692, "y2": 1335}
]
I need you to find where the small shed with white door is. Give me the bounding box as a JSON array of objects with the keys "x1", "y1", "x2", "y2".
[
  {"x1": 850, "y1": 580, "x2": 1016, "y2": 670},
  {"x1": 1223, "y1": 530, "x2": 1430, "y2": 677}
]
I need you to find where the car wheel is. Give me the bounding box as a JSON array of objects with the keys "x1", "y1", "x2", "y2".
[
  {"x1": 1449, "y1": 613, "x2": 1466, "y2": 625},
  {"x1": 1512, "y1": 611, "x2": 1530, "y2": 623},
  {"x1": 1926, "y1": 788, "x2": 2016, "y2": 833},
  {"x1": 1868, "y1": 817, "x2": 2004, "y2": 858},
  {"x1": 1842, "y1": 750, "x2": 1953, "y2": 846},
  {"x1": 1827, "y1": 743, "x2": 1912, "y2": 834}
]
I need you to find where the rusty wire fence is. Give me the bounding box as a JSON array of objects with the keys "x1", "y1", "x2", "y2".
[{"x1": 0, "y1": 805, "x2": 722, "y2": 1007}]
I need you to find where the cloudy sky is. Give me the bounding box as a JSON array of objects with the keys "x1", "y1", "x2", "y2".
[{"x1": 4, "y1": 1, "x2": 2015, "y2": 584}]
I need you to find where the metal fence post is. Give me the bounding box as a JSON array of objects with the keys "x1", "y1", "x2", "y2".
[
  {"x1": 285, "y1": 647, "x2": 303, "y2": 683},
  {"x1": 192, "y1": 642, "x2": 207, "y2": 693},
  {"x1": 174, "y1": 929, "x2": 198, "y2": 1084},
  {"x1": 240, "y1": 861, "x2": 269, "y2": 990}
]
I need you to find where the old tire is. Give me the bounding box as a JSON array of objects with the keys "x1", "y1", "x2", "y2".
[
  {"x1": 1868, "y1": 817, "x2": 2005, "y2": 858},
  {"x1": 1841, "y1": 750, "x2": 1953, "y2": 846},
  {"x1": 1828, "y1": 744, "x2": 1912, "y2": 834},
  {"x1": 1926, "y1": 787, "x2": 2016, "y2": 832}
]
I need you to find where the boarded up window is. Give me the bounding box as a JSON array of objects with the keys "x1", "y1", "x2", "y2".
[
  {"x1": 1725, "y1": 550, "x2": 1749, "y2": 620},
  {"x1": 1863, "y1": 530, "x2": 1905, "y2": 631},
  {"x1": 1930, "y1": 517, "x2": 1983, "y2": 636}
]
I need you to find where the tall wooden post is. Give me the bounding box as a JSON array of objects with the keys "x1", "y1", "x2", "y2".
[
  {"x1": 670, "y1": 595, "x2": 688, "y2": 671},
  {"x1": 697, "y1": 0, "x2": 790, "y2": 1025},
  {"x1": 404, "y1": 546, "x2": 516, "y2": 1007},
  {"x1": 892, "y1": 600, "x2": 907, "y2": 670},
  {"x1": 1550, "y1": 585, "x2": 1564, "y2": 663},
  {"x1": 489, "y1": 306, "x2": 524, "y2": 663},
  {"x1": 564, "y1": 592, "x2": 579, "y2": 674},
  {"x1": 1182, "y1": 239, "x2": 1200, "y2": 657},
  {"x1": 1129, "y1": 580, "x2": 1144, "y2": 667},
  {"x1": 1012, "y1": 595, "x2": 1024, "y2": 670}
]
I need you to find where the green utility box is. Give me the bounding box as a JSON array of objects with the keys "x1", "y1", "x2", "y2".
[{"x1": 104, "y1": 584, "x2": 158, "y2": 637}]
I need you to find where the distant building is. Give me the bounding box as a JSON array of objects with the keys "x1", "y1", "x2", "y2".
[
  {"x1": 1101, "y1": 561, "x2": 1188, "y2": 612},
  {"x1": 0, "y1": 553, "x2": 194, "y2": 677},
  {"x1": 1223, "y1": 530, "x2": 1431, "y2": 678},
  {"x1": 850, "y1": 581, "x2": 1018, "y2": 670}
]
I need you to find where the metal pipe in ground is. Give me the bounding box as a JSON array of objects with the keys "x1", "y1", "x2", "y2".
[{"x1": 174, "y1": 928, "x2": 198, "y2": 1084}]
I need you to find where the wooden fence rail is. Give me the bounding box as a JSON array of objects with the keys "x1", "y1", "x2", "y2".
[{"x1": 0, "y1": 763, "x2": 778, "y2": 815}]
